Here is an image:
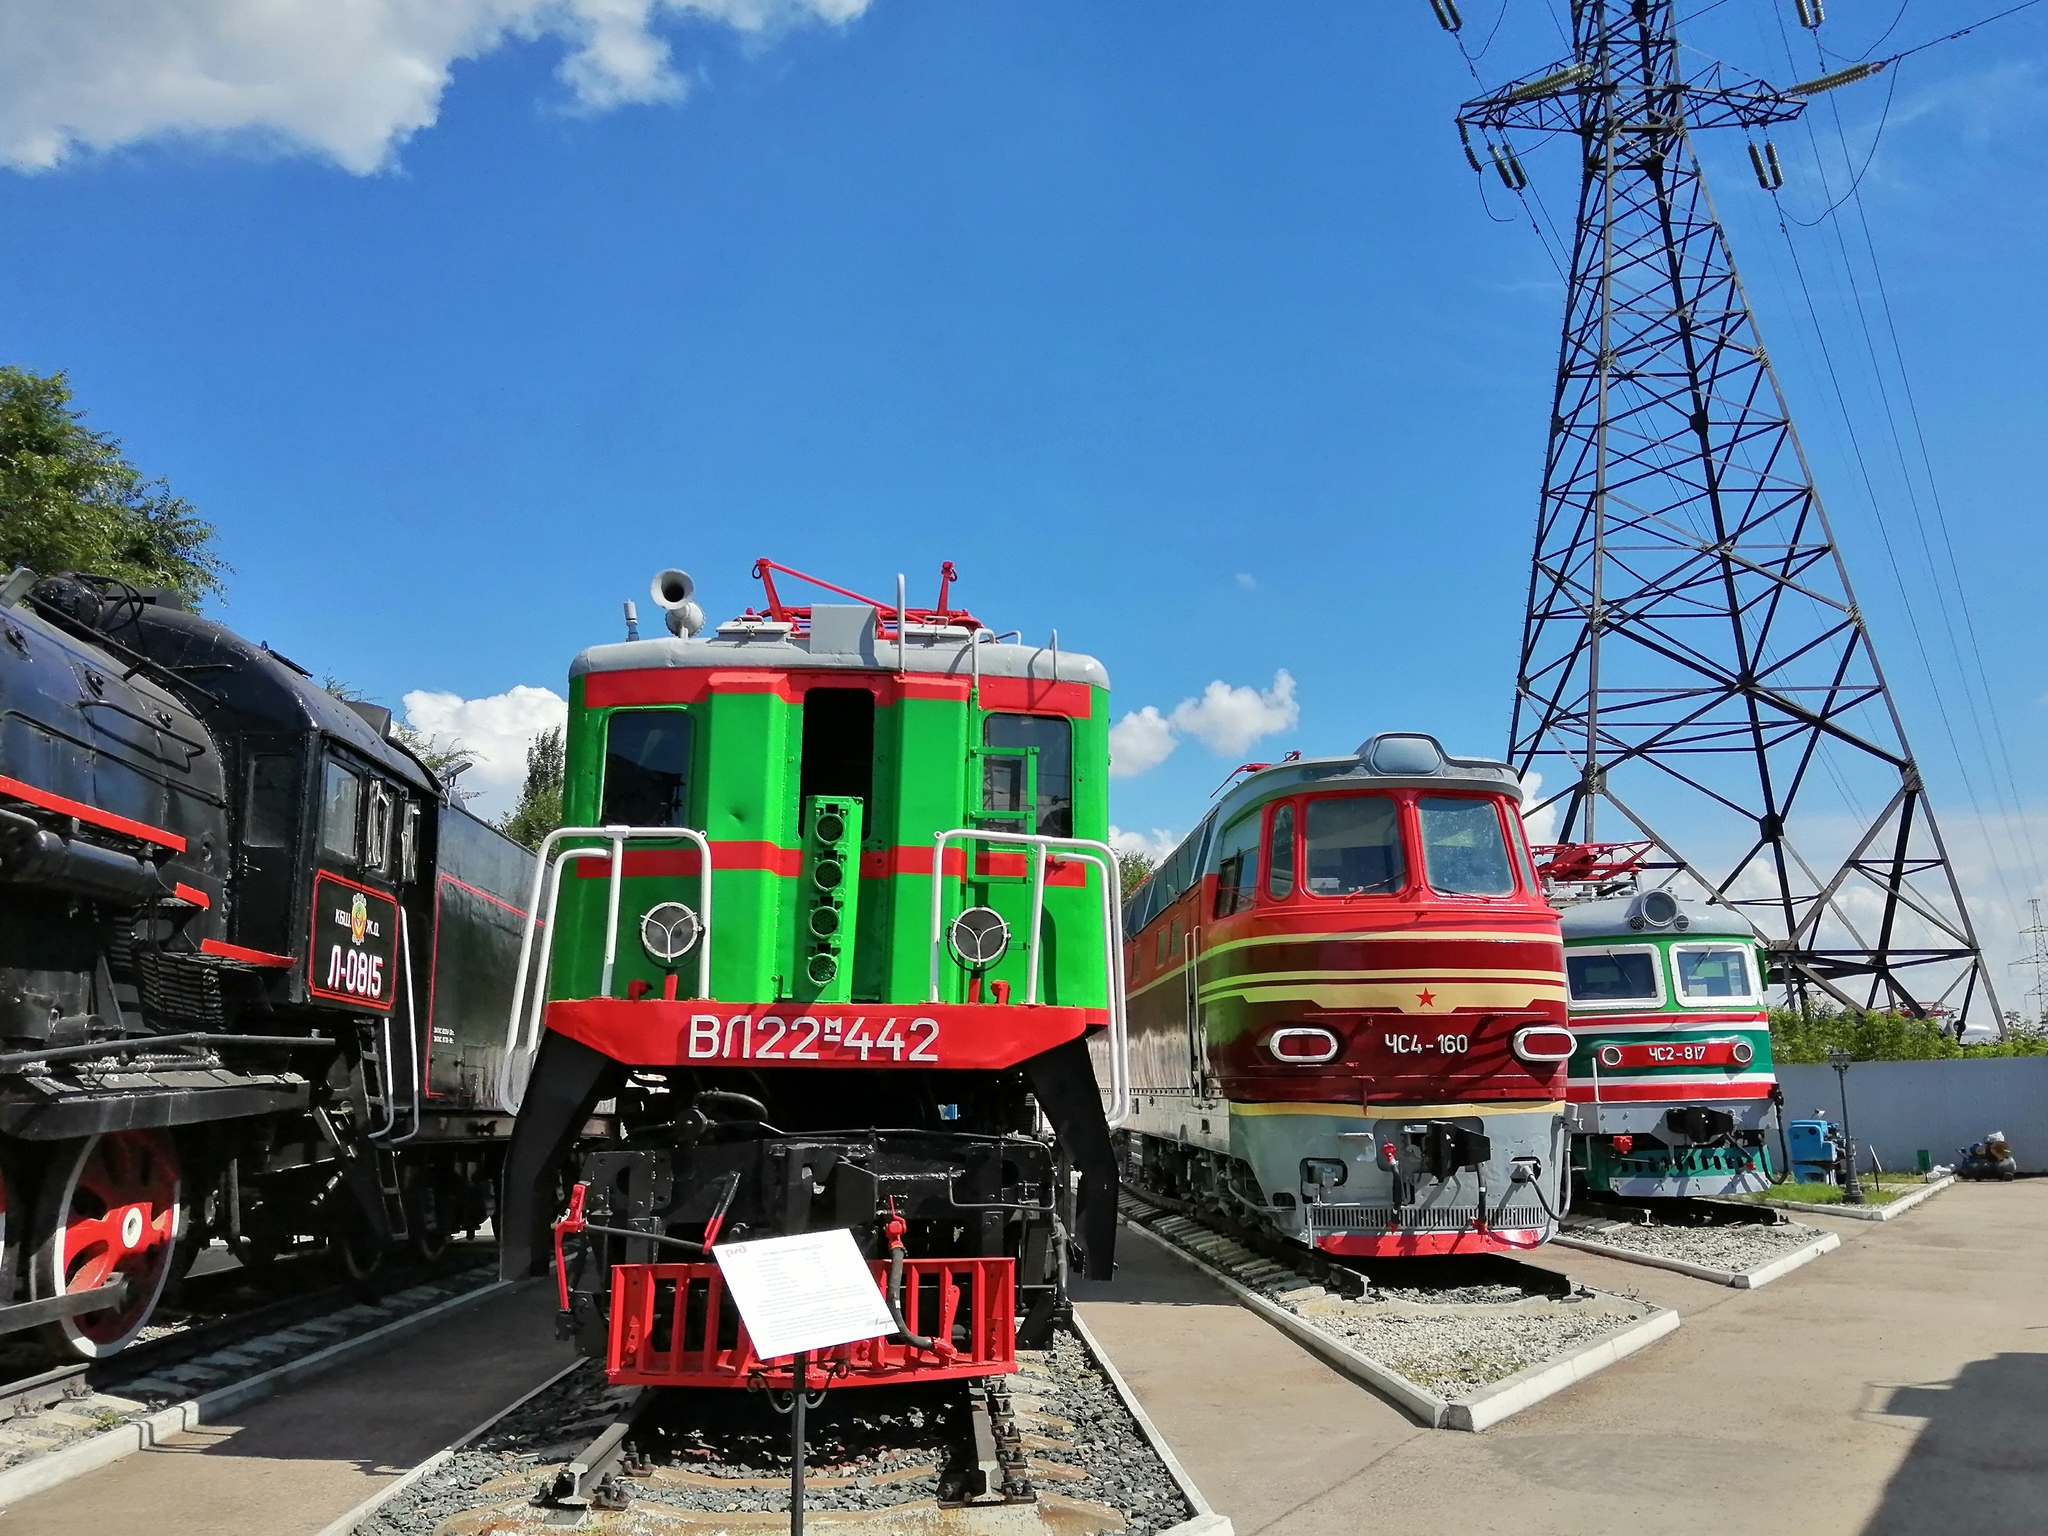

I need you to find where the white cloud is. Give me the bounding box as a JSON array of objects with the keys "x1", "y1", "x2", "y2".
[
  {"x1": 1233, "y1": 572, "x2": 1258, "y2": 590},
  {"x1": 1169, "y1": 670, "x2": 1298, "y2": 757},
  {"x1": 1109, "y1": 825, "x2": 1182, "y2": 865},
  {"x1": 1109, "y1": 706, "x2": 1177, "y2": 780},
  {"x1": 0, "y1": 0, "x2": 870, "y2": 174},
  {"x1": 1109, "y1": 671, "x2": 1300, "y2": 780},
  {"x1": 1519, "y1": 770, "x2": 1559, "y2": 848},
  {"x1": 403, "y1": 684, "x2": 567, "y2": 817}
]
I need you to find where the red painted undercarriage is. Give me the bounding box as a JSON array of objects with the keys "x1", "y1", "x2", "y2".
[{"x1": 606, "y1": 1257, "x2": 1017, "y2": 1389}]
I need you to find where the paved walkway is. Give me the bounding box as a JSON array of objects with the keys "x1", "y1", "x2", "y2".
[
  {"x1": 0, "y1": 1280, "x2": 575, "y2": 1535},
  {"x1": 1073, "y1": 1179, "x2": 2048, "y2": 1536}
]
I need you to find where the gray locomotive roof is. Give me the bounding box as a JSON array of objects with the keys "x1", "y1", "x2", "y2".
[
  {"x1": 1209, "y1": 733, "x2": 1521, "y2": 831},
  {"x1": 573, "y1": 603, "x2": 1109, "y2": 690},
  {"x1": 1559, "y1": 893, "x2": 1759, "y2": 942},
  {"x1": 1122, "y1": 733, "x2": 1523, "y2": 936}
]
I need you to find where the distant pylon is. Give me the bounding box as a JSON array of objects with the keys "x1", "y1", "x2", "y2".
[
  {"x1": 1457, "y1": 0, "x2": 2001, "y2": 1027},
  {"x1": 2013, "y1": 899, "x2": 2048, "y2": 1025}
]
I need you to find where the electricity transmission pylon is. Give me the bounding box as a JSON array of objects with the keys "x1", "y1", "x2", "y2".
[
  {"x1": 2013, "y1": 899, "x2": 2048, "y2": 1025},
  {"x1": 1458, "y1": 0, "x2": 2002, "y2": 1027}
]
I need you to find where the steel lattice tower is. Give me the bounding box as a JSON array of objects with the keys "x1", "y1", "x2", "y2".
[{"x1": 1458, "y1": 0, "x2": 2002, "y2": 1025}]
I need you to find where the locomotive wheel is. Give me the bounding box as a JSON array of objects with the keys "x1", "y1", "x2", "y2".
[
  {"x1": 405, "y1": 1164, "x2": 449, "y2": 1266},
  {"x1": 30, "y1": 1130, "x2": 182, "y2": 1358},
  {"x1": 0, "y1": 1158, "x2": 16, "y2": 1309},
  {"x1": 331, "y1": 1215, "x2": 385, "y2": 1295}
]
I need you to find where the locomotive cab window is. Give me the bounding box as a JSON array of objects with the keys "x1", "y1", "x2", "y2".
[
  {"x1": 1566, "y1": 946, "x2": 1664, "y2": 1006},
  {"x1": 365, "y1": 782, "x2": 396, "y2": 872},
  {"x1": 982, "y1": 714, "x2": 1072, "y2": 837},
  {"x1": 400, "y1": 800, "x2": 422, "y2": 882},
  {"x1": 1417, "y1": 796, "x2": 1516, "y2": 896},
  {"x1": 244, "y1": 753, "x2": 298, "y2": 849},
  {"x1": 1266, "y1": 804, "x2": 1296, "y2": 900},
  {"x1": 320, "y1": 759, "x2": 362, "y2": 861},
  {"x1": 1303, "y1": 794, "x2": 1404, "y2": 896},
  {"x1": 601, "y1": 709, "x2": 694, "y2": 827},
  {"x1": 1673, "y1": 944, "x2": 1760, "y2": 1005},
  {"x1": 1212, "y1": 808, "x2": 1263, "y2": 917}
]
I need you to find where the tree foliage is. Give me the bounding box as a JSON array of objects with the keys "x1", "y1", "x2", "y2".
[
  {"x1": 1769, "y1": 1005, "x2": 2048, "y2": 1063},
  {"x1": 1118, "y1": 847, "x2": 1157, "y2": 901},
  {"x1": 0, "y1": 366, "x2": 226, "y2": 604},
  {"x1": 500, "y1": 726, "x2": 565, "y2": 851}
]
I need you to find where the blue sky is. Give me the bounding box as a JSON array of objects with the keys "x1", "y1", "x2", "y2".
[{"x1": 5, "y1": 2, "x2": 2045, "y2": 989}]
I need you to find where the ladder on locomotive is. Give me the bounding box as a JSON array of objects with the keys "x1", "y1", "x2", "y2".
[{"x1": 356, "y1": 1020, "x2": 416, "y2": 1240}]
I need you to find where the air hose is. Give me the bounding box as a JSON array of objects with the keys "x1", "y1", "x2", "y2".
[
  {"x1": 881, "y1": 1199, "x2": 948, "y2": 1356},
  {"x1": 1477, "y1": 1163, "x2": 1559, "y2": 1251}
]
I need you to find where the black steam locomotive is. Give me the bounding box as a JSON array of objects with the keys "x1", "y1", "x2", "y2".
[{"x1": 0, "y1": 566, "x2": 535, "y2": 1357}]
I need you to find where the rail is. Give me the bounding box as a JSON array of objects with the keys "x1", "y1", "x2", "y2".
[
  {"x1": 497, "y1": 824, "x2": 716, "y2": 1113},
  {"x1": 926, "y1": 829, "x2": 1129, "y2": 1128}
]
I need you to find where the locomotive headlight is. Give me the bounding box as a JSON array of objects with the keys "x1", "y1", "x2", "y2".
[
  {"x1": 1730, "y1": 1039, "x2": 1755, "y2": 1067},
  {"x1": 949, "y1": 906, "x2": 1010, "y2": 969},
  {"x1": 1597, "y1": 1044, "x2": 1624, "y2": 1069},
  {"x1": 1267, "y1": 1027, "x2": 1340, "y2": 1064},
  {"x1": 639, "y1": 901, "x2": 702, "y2": 965},
  {"x1": 1512, "y1": 1026, "x2": 1578, "y2": 1063}
]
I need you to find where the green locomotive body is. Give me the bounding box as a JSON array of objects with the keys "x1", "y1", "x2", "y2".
[
  {"x1": 499, "y1": 562, "x2": 1127, "y2": 1390},
  {"x1": 1563, "y1": 891, "x2": 1780, "y2": 1198}
]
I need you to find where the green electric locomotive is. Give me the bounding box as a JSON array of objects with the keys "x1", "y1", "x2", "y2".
[
  {"x1": 498, "y1": 561, "x2": 1127, "y2": 1391},
  {"x1": 1559, "y1": 885, "x2": 1780, "y2": 1197}
]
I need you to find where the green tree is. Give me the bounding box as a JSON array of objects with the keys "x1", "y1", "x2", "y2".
[
  {"x1": 0, "y1": 367, "x2": 226, "y2": 604},
  {"x1": 1118, "y1": 847, "x2": 1158, "y2": 901},
  {"x1": 500, "y1": 726, "x2": 565, "y2": 851},
  {"x1": 1769, "y1": 1004, "x2": 2048, "y2": 1062}
]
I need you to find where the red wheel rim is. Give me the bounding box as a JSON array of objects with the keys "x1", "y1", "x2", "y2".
[{"x1": 55, "y1": 1130, "x2": 180, "y2": 1350}]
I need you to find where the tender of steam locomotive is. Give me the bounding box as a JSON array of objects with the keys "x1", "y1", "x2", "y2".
[
  {"x1": 499, "y1": 562, "x2": 1128, "y2": 1391},
  {"x1": 1558, "y1": 889, "x2": 1780, "y2": 1197},
  {"x1": 0, "y1": 568, "x2": 534, "y2": 1356},
  {"x1": 1119, "y1": 734, "x2": 1574, "y2": 1255}
]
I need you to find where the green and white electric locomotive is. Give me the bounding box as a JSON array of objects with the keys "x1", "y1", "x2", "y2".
[{"x1": 1561, "y1": 889, "x2": 1780, "y2": 1198}]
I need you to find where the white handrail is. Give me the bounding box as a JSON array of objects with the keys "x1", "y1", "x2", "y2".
[
  {"x1": 497, "y1": 824, "x2": 715, "y2": 1113},
  {"x1": 926, "y1": 828, "x2": 1130, "y2": 1128},
  {"x1": 392, "y1": 906, "x2": 423, "y2": 1144}
]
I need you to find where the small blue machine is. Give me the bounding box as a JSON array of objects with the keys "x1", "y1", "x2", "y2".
[{"x1": 1787, "y1": 1118, "x2": 1841, "y2": 1184}]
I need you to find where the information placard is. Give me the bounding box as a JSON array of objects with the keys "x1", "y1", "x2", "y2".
[{"x1": 712, "y1": 1228, "x2": 897, "y2": 1361}]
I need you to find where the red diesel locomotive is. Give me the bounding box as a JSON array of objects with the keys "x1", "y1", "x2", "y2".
[{"x1": 1120, "y1": 734, "x2": 1575, "y2": 1256}]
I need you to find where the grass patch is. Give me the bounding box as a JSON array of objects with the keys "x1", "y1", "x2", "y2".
[{"x1": 1739, "y1": 1173, "x2": 1928, "y2": 1206}]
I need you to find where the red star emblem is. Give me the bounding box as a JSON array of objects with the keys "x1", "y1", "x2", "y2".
[{"x1": 1416, "y1": 989, "x2": 1437, "y2": 1007}]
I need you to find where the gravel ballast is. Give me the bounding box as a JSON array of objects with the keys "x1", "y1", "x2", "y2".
[
  {"x1": 1566, "y1": 1217, "x2": 1830, "y2": 1275},
  {"x1": 1271, "y1": 1283, "x2": 1649, "y2": 1400},
  {"x1": 355, "y1": 1329, "x2": 1194, "y2": 1536}
]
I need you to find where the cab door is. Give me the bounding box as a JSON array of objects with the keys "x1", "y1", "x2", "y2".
[
  {"x1": 232, "y1": 734, "x2": 305, "y2": 958},
  {"x1": 304, "y1": 749, "x2": 401, "y2": 1017}
]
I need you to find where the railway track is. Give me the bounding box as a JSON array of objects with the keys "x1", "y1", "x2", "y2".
[
  {"x1": 0, "y1": 1242, "x2": 507, "y2": 1505},
  {"x1": 326, "y1": 1324, "x2": 1227, "y2": 1536},
  {"x1": 1115, "y1": 1185, "x2": 1678, "y2": 1431},
  {"x1": 0, "y1": 1240, "x2": 496, "y2": 1420}
]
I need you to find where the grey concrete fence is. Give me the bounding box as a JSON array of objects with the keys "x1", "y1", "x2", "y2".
[{"x1": 1777, "y1": 1058, "x2": 2048, "y2": 1175}]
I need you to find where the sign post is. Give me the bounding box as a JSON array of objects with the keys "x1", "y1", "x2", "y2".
[{"x1": 713, "y1": 1229, "x2": 899, "y2": 1535}]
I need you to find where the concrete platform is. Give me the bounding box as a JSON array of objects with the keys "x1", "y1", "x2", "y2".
[
  {"x1": 0, "y1": 1280, "x2": 576, "y2": 1536},
  {"x1": 1073, "y1": 1179, "x2": 2048, "y2": 1535}
]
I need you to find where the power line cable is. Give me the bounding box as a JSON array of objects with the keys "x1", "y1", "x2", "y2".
[{"x1": 1758, "y1": 9, "x2": 2030, "y2": 930}]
